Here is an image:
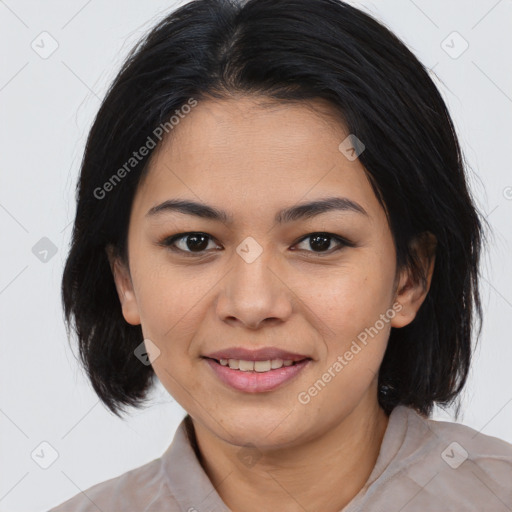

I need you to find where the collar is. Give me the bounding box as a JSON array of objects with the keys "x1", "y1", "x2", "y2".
[
  {"x1": 161, "y1": 414, "x2": 231, "y2": 511},
  {"x1": 161, "y1": 406, "x2": 413, "y2": 512}
]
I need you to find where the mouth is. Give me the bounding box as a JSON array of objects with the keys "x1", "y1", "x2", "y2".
[
  {"x1": 201, "y1": 356, "x2": 312, "y2": 393},
  {"x1": 202, "y1": 356, "x2": 311, "y2": 372}
]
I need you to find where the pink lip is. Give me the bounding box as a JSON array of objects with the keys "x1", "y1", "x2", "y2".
[
  {"x1": 203, "y1": 346, "x2": 310, "y2": 362},
  {"x1": 204, "y1": 358, "x2": 311, "y2": 393}
]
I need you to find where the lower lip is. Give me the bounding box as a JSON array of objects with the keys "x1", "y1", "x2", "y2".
[{"x1": 203, "y1": 358, "x2": 311, "y2": 393}]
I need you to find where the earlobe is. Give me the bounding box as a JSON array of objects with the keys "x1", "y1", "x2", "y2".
[
  {"x1": 105, "y1": 244, "x2": 141, "y2": 326},
  {"x1": 390, "y1": 232, "x2": 436, "y2": 329},
  {"x1": 390, "y1": 273, "x2": 420, "y2": 328}
]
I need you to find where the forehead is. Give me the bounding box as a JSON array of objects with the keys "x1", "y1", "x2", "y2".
[
  {"x1": 161, "y1": 95, "x2": 347, "y2": 168},
  {"x1": 133, "y1": 96, "x2": 383, "y2": 225}
]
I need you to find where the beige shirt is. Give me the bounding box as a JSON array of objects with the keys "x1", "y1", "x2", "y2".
[{"x1": 48, "y1": 405, "x2": 512, "y2": 511}]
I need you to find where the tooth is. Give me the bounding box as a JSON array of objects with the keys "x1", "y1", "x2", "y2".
[
  {"x1": 222, "y1": 358, "x2": 298, "y2": 372},
  {"x1": 238, "y1": 360, "x2": 255, "y2": 371},
  {"x1": 254, "y1": 360, "x2": 272, "y2": 372},
  {"x1": 271, "y1": 358, "x2": 284, "y2": 369}
]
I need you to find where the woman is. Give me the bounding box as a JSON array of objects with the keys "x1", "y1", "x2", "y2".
[{"x1": 50, "y1": 0, "x2": 512, "y2": 510}]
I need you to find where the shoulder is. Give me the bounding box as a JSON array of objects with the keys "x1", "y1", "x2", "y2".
[
  {"x1": 380, "y1": 406, "x2": 512, "y2": 511},
  {"x1": 47, "y1": 456, "x2": 179, "y2": 512},
  {"x1": 422, "y1": 410, "x2": 512, "y2": 458},
  {"x1": 418, "y1": 408, "x2": 512, "y2": 475}
]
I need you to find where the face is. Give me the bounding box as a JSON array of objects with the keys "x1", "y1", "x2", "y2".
[{"x1": 109, "y1": 96, "x2": 432, "y2": 449}]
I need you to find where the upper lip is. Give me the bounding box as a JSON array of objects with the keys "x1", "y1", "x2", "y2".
[{"x1": 203, "y1": 347, "x2": 311, "y2": 362}]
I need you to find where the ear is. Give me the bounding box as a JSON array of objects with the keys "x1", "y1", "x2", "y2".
[
  {"x1": 390, "y1": 232, "x2": 437, "y2": 328},
  {"x1": 106, "y1": 244, "x2": 141, "y2": 326}
]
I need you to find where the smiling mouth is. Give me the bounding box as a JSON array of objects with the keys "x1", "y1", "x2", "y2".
[
  {"x1": 202, "y1": 355, "x2": 312, "y2": 393},
  {"x1": 202, "y1": 356, "x2": 311, "y2": 373}
]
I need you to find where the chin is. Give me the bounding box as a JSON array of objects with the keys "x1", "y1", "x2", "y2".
[{"x1": 211, "y1": 408, "x2": 307, "y2": 449}]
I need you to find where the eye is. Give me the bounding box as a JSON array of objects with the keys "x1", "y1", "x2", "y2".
[
  {"x1": 292, "y1": 232, "x2": 353, "y2": 255},
  {"x1": 159, "y1": 232, "x2": 221, "y2": 256},
  {"x1": 159, "y1": 231, "x2": 353, "y2": 257}
]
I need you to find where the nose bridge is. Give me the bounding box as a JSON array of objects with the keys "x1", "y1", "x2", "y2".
[{"x1": 217, "y1": 237, "x2": 292, "y2": 328}]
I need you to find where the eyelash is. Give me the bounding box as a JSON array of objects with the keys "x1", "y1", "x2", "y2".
[{"x1": 158, "y1": 231, "x2": 354, "y2": 257}]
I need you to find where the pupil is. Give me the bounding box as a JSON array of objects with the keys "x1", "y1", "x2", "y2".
[
  {"x1": 310, "y1": 234, "x2": 330, "y2": 252},
  {"x1": 184, "y1": 234, "x2": 332, "y2": 253},
  {"x1": 187, "y1": 234, "x2": 209, "y2": 252}
]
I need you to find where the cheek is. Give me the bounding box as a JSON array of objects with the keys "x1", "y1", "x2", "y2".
[
  {"x1": 131, "y1": 255, "x2": 204, "y2": 341},
  {"x1": 295, "y1": 254, "x2": 396, "y2": 406},
  {"x1": 295, "y1": 268, "x2": 394, "y2": 421},
  {"x1": 133, "y1": 259, "x2": 207, "y2": 408},
  {"x1": 299, "y1": 255, "x2": 395, "y2": 338}
]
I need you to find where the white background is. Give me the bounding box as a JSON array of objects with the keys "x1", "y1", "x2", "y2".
[{"x1": 0, "y1": 0, "x2": 511, "y2": 510}]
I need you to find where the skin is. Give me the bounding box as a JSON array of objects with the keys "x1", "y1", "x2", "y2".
[{"x1": 107, "y1": 95, "x2": 436, "y2": 512}]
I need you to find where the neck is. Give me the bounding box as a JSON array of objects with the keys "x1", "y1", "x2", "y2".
[{"x1": 190, "y1": 393, "x2": 390, "y2": 512}]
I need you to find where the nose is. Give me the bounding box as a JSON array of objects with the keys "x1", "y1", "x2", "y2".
[{"x1": 215, "y1": 246, "x2": 293, "y2": 330}]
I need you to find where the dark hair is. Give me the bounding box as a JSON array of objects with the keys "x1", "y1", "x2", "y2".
[{"x1": 62, "y1": 0, "x2": 486, "y2": 419}]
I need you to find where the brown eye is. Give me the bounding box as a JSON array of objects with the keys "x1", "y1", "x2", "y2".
[
  {"x1": 293, "y1": 232, "x2": 353, "y2": 255},
  {"x1": 159, "y1": 231, "x2": 353, "y2": 257},
  {"x1": 161, "y1": 232, "x2": 220, "y2": 255}
]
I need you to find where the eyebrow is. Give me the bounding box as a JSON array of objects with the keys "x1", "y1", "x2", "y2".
[{"x1": 146, "y1": 196, "x2": 368, "y2": 224}]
